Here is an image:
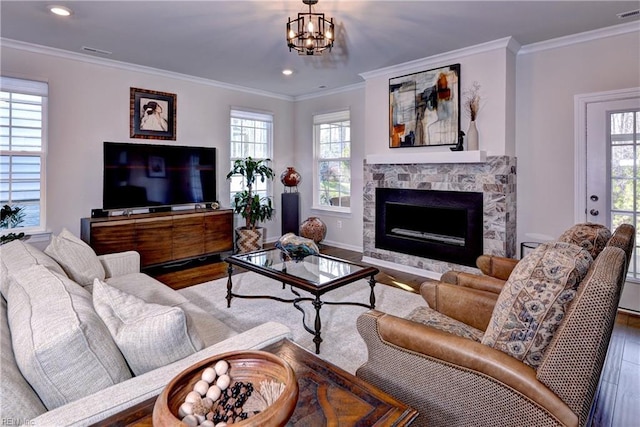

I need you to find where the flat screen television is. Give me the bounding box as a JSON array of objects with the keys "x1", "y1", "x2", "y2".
[{"x1": 103, "y1": 141, "x2": 216, "y2": 210}]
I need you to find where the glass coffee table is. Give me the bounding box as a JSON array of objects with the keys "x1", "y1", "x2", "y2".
[{"x1": 226, "y1": 248, "x2": 379, "y2": 354}]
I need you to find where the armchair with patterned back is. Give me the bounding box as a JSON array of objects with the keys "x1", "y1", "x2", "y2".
[
  {"x1": 356, "y1": 223, "x2": 635, "y2": 427},
  {"x1": 438, "y1": 222, "x2": 615, "y2": 295}
]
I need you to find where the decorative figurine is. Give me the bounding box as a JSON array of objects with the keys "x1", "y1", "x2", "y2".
[{"x1": 450, "y1": 130, "x2": 465, "y2": 151}]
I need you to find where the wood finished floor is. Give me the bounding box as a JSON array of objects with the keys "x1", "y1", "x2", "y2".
[{"x1": 152, "y1": 244, "x2": 639, "y2": 426}]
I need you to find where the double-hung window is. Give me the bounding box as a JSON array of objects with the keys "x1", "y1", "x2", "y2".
[
  {"x1": 313, "y1": 110, "x2": 351, "y2": 211},
  {"x1": 0, "y1": 77, "x2": 47, "y2": 234},
  {"x1": 229, "y1": 109, "x2": 273, "y2": 203}
]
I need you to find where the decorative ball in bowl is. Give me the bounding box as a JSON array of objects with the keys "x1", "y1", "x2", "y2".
[{"x1": 153, "y1": 350, "x2": 298, "y2": 427}]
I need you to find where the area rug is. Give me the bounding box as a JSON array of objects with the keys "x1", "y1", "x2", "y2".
[{"x1": 178, "y1": 272, "x2": 425, "y2": 374}]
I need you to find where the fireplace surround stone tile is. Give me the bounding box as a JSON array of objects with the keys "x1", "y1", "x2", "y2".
[{"x1": 363, "y1": 156, "x2": 516, "y2": 275}]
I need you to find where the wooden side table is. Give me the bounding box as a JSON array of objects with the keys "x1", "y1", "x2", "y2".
[{"x1": 91, "y1": 339, "x2": 417, "y2": 426}]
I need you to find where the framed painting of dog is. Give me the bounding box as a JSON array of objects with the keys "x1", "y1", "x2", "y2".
[{"x1": 130, "y1": 87, "x2": 176, "y2": 140}]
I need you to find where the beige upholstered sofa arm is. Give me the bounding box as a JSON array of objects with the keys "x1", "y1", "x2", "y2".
[
  {"x1": 475, "y1": 254, "x2": 519, "y2": 280},
  {"x1": 439, "y1": 270, "x2": 507, "y2": 294},
  {"x1": 98, "y1": 251, "x2": 141, "y2": 278},
  {"x1": 419, "y1": 282, "x2": 497, "y2": 331},
  {"x1": 356, "y1": 310, "x2": 578, "y2": 427}
]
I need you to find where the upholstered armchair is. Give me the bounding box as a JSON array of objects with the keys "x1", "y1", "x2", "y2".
[
  {"x1": 356, "y1": 224, "x2": 635, "y2": 427},
  {"x1": 439, "y1": 222, "x2": 620, "y2": 296}
]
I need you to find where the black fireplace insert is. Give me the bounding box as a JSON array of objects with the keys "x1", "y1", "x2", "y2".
[{"x1": 375, "y1": 188, "x2": 483, "y2": 266}]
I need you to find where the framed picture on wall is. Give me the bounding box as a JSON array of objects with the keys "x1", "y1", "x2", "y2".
[
  {"x1": 389, "y1": 63, "x2": 460, "y2": 147},
  {"x1": 130, "y1": 87, "x2": 176, "y2": 140}
]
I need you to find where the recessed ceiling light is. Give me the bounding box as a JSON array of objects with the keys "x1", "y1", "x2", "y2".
[
  {"x1": 49, "y1": 5, "x2": 73, "y2": 17},
  {"x1": 282, "y1": 69, "x2": 293, "y2": 76}
]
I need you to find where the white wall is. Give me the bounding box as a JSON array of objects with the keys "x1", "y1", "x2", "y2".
[
  {"x1": 357, "y1": 28, "x2": 640, "y2": 252},
  {"x1": 293, "y1": 87, "x2": 366, "y2": 251},
  {"x1": 0, "y1": 45, "x2": 295, "y2": 241},
  {"x1": 361, "y1": 38, "x2": 518, "y2": 158},
  {"x1": 3, "y1": 26, "x2": 638, "y2": 255},
  {"x1": 516, "y1": 30, "x2": 640, "y2": 244}
]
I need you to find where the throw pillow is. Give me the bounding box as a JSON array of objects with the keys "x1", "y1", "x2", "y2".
[
  {"x1": 481, "y1": 242, "x2": 592, "y2": 369},
  {"x1": 92, "y1": 279, "x2": 205, "y2": 376},
  {"x1": 557, "y1": 222, "x2": 611, "y2": 259},
  {"x1": 0, "y1": 240, "x2": 67, "y2": 297},
  {"x1": 7, "y1": 265, "x2": 131, "y2": 410},
  {"x1": 45, "y1": 228, "x2": 105, "y2": 287}
]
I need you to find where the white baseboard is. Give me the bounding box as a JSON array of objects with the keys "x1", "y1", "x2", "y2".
[
  {"x1": 320, "y1": 239, "x2": 363, "y2": 253},
  {"x1": 361, "y1": 256, "x2": 442, "y2": 281},
  {"x1": 619, "y1": 280, "x2": 640, "y2": 313}
]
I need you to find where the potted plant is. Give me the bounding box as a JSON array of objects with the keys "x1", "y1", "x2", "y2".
[
  {"x1": 227, "y1": 157, "x2": 275, "y2": 253},
  {"x1": 0, "y1": 204, "x2": 28, "y2": 245}
]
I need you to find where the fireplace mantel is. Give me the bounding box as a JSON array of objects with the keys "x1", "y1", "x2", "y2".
[{"x1": 366, "y1": 150, "x2": 487, "y2": 165}]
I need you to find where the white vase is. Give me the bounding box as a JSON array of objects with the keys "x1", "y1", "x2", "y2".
[{"x1": 467, "y1": 120, "x2": 479, "y2": 151}]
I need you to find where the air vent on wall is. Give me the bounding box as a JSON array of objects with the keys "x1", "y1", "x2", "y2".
[
  {"x1": 82, "y1": 46, "x2": 112, "y2": 55},
  {"x1": 617, "y1": 9, "x2": 640, "y2": 19}
]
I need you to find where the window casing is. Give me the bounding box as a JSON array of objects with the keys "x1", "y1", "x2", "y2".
[
  {"x1": 229, "y1": 109, "x2": 273, "y2": 203},
  {"x1": 313, "y1": 110, "x2": 351, "y2": 212},
  {"x1": 609, "y1": 110, "x2": 639, "y2": 280},
  {"x1": 0, "y1": 77, "x2": 47, "y2": 234}
]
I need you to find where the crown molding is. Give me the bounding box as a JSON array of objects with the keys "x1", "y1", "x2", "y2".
[
  {"x1": 3, "y1": 18, "x2": 637, "y2": 100},
  {"x1": 519, "y1": 21, "x2": 640, "y2": 55},
  {"x1": 359, "y1": 37, "x2": 516, "y2": 81},
  {"x1": 0, "y1": 38, "x2": 294, "y2": 102},
  {"x1": 293, "y1": 82, "x2": 365, "y2": 102}
]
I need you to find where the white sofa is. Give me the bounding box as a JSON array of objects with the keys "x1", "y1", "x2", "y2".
[{"x1": 0, "y1": 238, "x2": 292, "y2": 426}]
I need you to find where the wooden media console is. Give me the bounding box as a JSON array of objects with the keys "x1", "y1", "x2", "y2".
[{"x1": 81, "y1": 209, "x2": 234, "y2": 276}]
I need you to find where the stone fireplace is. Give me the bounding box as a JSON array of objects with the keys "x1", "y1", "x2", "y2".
[{"x1": 363, "y1": 155, "x2": 517, "y2": 276}]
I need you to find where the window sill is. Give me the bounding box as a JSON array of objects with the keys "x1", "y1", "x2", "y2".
[
  {"x1": 311, "y1": 205, "x2": 351, "y2": 216},
  {"x1": 1, "y1": 230, "x2": 51, "y2": 249}
]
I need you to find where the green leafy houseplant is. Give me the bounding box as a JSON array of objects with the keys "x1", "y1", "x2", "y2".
[
  {"x1": 226, "y1": 157, "x2": 275, "y2": 231},
  {"x1": 0, "y1": 204, "x2": 27, "y2": 245}
]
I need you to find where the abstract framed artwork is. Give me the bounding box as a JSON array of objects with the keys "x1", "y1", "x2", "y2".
[
  {"x1": 389, "y1": 63, "x2": 460, "y2": 147},
  {"x1": 130, "y1": 87, "x2": 176, "y2": 140}
]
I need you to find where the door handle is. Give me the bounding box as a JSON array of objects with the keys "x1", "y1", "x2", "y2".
[
  {"x1": 590, "y1": 209, "x2": 599, "y2": 216},
  {"x1": 590, "y1": 195, "x2": 599, "y2": 202}
]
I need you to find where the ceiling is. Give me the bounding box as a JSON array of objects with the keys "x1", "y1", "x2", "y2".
[{"x1": 1, "y1": 1, "x2": 639, "y2": 98}]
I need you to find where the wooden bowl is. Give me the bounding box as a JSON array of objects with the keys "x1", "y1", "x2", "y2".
[{"x1": 153, "y1": 350, "x2": 298, "y2": 427}]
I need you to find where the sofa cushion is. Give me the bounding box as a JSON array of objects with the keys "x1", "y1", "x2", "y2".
[
  {"x1": 0, "y1": 296, "x2": 47, "y2": 421},
  {"x1": 481, "y1": 242, "x2": 592, "y2": 369},
  {"x1": 45, "y1": 228, "x2": 105, "y2": 287},
  {"x1": 0, "y1": 240, "x2": 67, "y2": 297},
  {"x1": 177, "y1": 300, "x2": 238, "y2": 347},
  {"x1": 93, "y1": 279, "x2": 205, "y2": 375},
  {"x1": 557, "y1": 222, "x2": 611, "y2": 259},
  {"x1": 106, "y1": 272, "x2": 237, "y2": 346},
  {"x1": 106, "y1": 272, "x2": 190, "y2": 305},
  {"x1": 7, "y1": 265, "x2": 132, "y2": 410},
  {"x1": 406, "y1": 306, "x2": 484, "y2": 341}
]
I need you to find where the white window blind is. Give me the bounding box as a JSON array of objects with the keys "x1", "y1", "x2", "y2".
[{"x1": 0, "y1": 76, "x2": 47, "y2": 231}]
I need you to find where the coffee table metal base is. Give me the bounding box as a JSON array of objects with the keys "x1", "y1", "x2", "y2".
[{"x1": 226, "y1": 264, "x2": 376, "y2": 354}]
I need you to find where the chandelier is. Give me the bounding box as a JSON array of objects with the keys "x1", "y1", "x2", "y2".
[{"x1": 286, "y1": 0, "x2": 335, "y2": 55}]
